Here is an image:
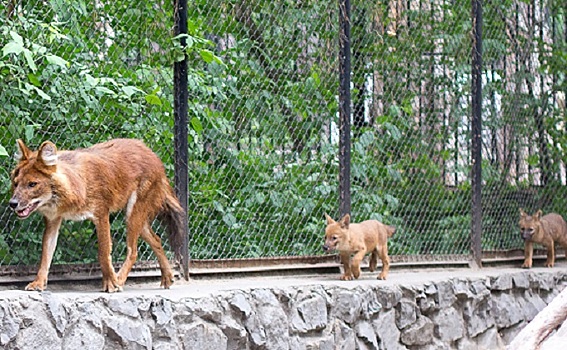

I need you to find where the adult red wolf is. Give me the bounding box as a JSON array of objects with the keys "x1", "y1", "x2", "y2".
[{"x1": 9, "y1": 138, "x2": 184, "y2": 292}]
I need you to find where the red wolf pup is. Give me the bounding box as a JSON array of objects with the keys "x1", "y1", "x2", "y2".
[{"x1": 9, "y1": 138, "x2": 184, "y2": 292}]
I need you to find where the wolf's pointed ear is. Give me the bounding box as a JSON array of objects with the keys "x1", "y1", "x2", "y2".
[
  {"x1": 519, "y1": 208, "x2": 527, "y2": 218},
  {"x1": 38, "y1": 141, "x2": 58, "y2": 166},
  {"x1": 534, "y1": 209, "x2": 543, "y2": 220},
  {"x1": 15, "y1": 139, "x2": 31, "y2": 162},
  {"x1": 325, "y1": 213, "x2": 335, "y2": 225},
  {"x1": 339, "y1": 214, "x2": 350, "y2": 229}
]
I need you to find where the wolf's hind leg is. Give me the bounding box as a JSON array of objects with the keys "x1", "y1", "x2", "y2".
[
  {"x1": 140, "y1": 224, "x2": 175, "y2": 288},
  {"x1": 93, "y1": 213, "x2": 120, "y2": 292},
  {"x1": 369, "y1": 250, "x2": 378, "y2": 272}
]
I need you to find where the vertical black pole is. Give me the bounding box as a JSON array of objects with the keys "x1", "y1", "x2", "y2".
[
  {"x1": 338, "y1": 0, "x2": 351, "y2": 219},
  {"x1": 471, "y1": 0, "x2": 483, "y2": 268},
  {"x1": 174, "y1": 0, "x2": 189, "y2": 279}
]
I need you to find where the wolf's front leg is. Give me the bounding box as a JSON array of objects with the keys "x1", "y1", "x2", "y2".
[
  {"x1": 351, "y1": 251, "x2": 366, "y2": 279},
  {"x1": 522, "y1": 241, "x2": 533, "y2": 268},
  {"x1": 93, "y1": 214, "x2": 121, "y2": 292},
  {"x1": 544, "y1": 241, "x2": 555, "y2": 268},
  {"x1": 339, "y1": 252, "x2": 353, "y2": 280},
  {"x1": 26, "y1": 217, "x2": 63, "y2": 291}
]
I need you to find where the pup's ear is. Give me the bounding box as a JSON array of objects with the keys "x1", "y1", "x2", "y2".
[
  {"x1": 15, "y1": 139, "x2": 31, "y2": 162},
  {"x1": 519, "y1": 208, "x2": 527, "y2": 218},
  {"x1": 38, "y1": 141, "x2": 58, "y2": 166},
  {"x1": 534, "y1": 209, "x2": 543, "y2": 221},
  {"x1": 339, "y1": 214, "x2": 350, "y2": 229},
  {"x1": 325, "y1": 213, "x2": 335, "y2": 225}
]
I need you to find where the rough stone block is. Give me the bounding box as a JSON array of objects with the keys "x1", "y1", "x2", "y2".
[
  {"x1": 356, "y1": 321, "x2": 378, "y2": 349},
  {"x1": 375, "y1": 286, "x2": 403, "y2": 310},
  {"x1": 473, "y1": 327, "x2": 505, "y2": 350},
  {"x1": 463, "y1": 296, "x2": 494, "y2": 337},
  {"x1": 512, "y1": 272, "x2": 530, "y2": 289},
  {"x1": 400, "y1": 316, "x2": 434, "y2": 346},
  {"x1": 333, "y1": 290, "x2": 362, "y2": 324},
  {"x1": 491, "y1": 292, "x2": 523, "y2": 328},
  {"x1": 179, "y1": 322, "x2": 227, "y2": 350},
  {"x1": 491, "y1": 274, "x2": 513, "y2": 291},
  {"x1": 291, "y1": 294, "x2": 328, "y2": 333},
  {"x1": 395, "y1": 300, "x2": 417, "y2": 330},
  {"x1": 373, "y1": 309, "x2": 406, "y2": 350},
  {"x1": 435, "y1": 281, "x2": 456, "y2": 308},
  {"x1": 431, "y1": 306, "x2": 464, "y2": 342}
]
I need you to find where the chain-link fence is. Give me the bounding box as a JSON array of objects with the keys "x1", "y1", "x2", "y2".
[{"x1": 0, "y1": 0, "x2": 565, "y2": 279}]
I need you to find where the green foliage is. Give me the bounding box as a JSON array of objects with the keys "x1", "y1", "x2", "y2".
[
  {"x1": 0, "y1": 5, "x2": 223, "y2": 265},
  {"x1": 1, "y1": 0, "x2": 566, "y2": 269}
]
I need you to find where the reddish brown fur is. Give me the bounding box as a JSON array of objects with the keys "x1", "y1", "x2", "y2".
[
  {"x1": 519, "y1": 209, "x2": 567, "y2": 268},
  {"x1": 324, "y1": 214, "x2": 395, "y2": 280},
  {"x1": 10, "y1": 139, "x2": 184, "y2": 292}
]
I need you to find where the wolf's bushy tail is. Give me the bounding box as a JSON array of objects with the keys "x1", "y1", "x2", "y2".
[
  {"x1": 387, "y1": 225, "x2": 396, "y2": 238},
  {"x1": 160, "y1": 189, "x2": 186, "y2": 262}
]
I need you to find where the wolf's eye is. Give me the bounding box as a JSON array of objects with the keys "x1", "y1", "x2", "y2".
[
  {"x1": 28, "y1": 182, "x2": 37, "y2": 188},
  {"x1": 332, "y1": 236, "x2": 338, "y2": 241}
]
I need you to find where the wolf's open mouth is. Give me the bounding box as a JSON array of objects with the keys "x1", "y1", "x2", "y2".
[{"x1": 16, "y1": 202, "x2": 40, "y2": 219}]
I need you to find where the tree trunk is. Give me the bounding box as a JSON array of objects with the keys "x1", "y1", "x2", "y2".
[{"x1": 507, "y1": 287, "x2": 567, "y2": 350}]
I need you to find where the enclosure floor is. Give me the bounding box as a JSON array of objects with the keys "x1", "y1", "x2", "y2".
[{"x1": 1, "y1": 260, "x2": 566, "y2": 300}]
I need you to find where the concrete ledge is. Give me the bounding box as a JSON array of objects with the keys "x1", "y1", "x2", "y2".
[{"x1": 0, "y1": 263, "x2": 566, "y2": 349}]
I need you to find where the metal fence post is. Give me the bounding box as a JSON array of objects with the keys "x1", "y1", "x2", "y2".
[
  {"x1": 471, "y1": 0, "x2": 483, "y2": 268},
  {"x1": 174, "y1": 0, "x2": 190, "y2": 279},
  {"x1": 338, "y1": 0, "x2": 351, "y2": 219}
]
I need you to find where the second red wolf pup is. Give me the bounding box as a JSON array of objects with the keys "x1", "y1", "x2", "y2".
[
  {"x1": 9, "y1": 138, "x2": 184, "y2": 292},
  {"x1": 519, "y1": 209, "x2": 567, "y2": 268},
  {"x1": 323, "y1": 213, "x2": 395, "y2": 280}
]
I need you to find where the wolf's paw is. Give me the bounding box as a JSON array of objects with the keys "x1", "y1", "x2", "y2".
[
  {"x1": 340, "y1": 274, "x2": 354, "y2": 281},
  {"x1": 544, "y1": 261, "x2": 554, "y2": 268},
  {"x1": 102, "y1": 276, "x2": 123, "y2": 293},
  {"x1": 160, "y1": 273, "x2": 174, "y2": 289},
  {"x1": 521, "y1": 261, "x2": 532, "y2": 269},
  {"x1": 25, "y1": 278, "x2": 47, "y2": 291},
  {"x1": 377, "y1": 273, "x2": 387, "y2": 280}
]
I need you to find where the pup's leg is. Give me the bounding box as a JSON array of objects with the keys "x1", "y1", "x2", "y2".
[
  {"x1": 351, "y1": 251, "x2": 366, "y2": 279},
  {"x1": 522, "y1": 241, "x2": 533, "y2": 268},
  {"x1": 543, "y1": 240, "x2": 555, "y2": 268},
  {"x1": 140, "y1": 224, "x2": 175, "y2": 288},
  {"x1": 339, "y1": 252, "x2": 353, "y2": 280},
  {"x1": 378, "y1": 245, "x2": 390, "y2": 280},
  {"x1": 26, "y1": 217, "x2": 63, "y2": 291},
  {"x1": 93, "y1": 213, "x2": 120, "y2": 292},
  {"x1": 369, "y1": 250, "x2": 378, "y2": 272},
  {"x1": 558, "y1": 237, "x2": 567, "y2": 262}
]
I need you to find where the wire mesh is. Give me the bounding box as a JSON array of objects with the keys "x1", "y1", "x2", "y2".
[{"x1": 0, "y1": 0, "x2": 565, "y2": 277}]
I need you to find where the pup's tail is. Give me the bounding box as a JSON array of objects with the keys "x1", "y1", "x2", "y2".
[
  {"x1": 160, "y1": 189, "x2": 186, "y2": 262},
  {"x1": 386, "y1": 225, "x2": 396, "y2": 238}
]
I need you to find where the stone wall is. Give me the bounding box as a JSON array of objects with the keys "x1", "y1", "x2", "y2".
[{"x1": 0, "y1": 269, "x2": 566, "y2": 349}]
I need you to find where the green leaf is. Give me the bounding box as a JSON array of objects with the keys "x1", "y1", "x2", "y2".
[
  {"x1": 199, "y1": 49, "x2": 214, "y2": 63},
  {"x1": 95, "y1": 86, "x2": 115, "y2": 95},
  {"x1": 23, "y1": 48, "x2": 36, "y2": 72},
  {"x1": 121, "y1": 86, "x2": 144, "y2": 97},
  {"x1": 190, "y1": 117, "x2": 203, "y2": 134},
  {"x1": 384, "y1": 122, "x2": 402, "y2": 141},
  {"x1": 145, "y1": 94, "x2": 162, "y2": 106},
  {"x1": 222, "y1": 212, "x2": 237, "y2": 227},
  {"x1": 2, "y1": 41, "x2": 24, "y2": 56},
  {"x1": 24, "y1": 125, "x2": 35, "y2": 141},
  {"x1": 0, "y1": 145, "x2": 8, "y2": 157},
  {"x1": 9, "y1": 31, "x2": 23, "y2": 45},
  {"x1": 28, "y1": 73, "x2": 41, "y2": 87},
  {"x1": 45, "y1": 54, "x2": 69, "y2": 68},
  {"x1": 29, "y1": 85, "x2": 51, "y2": 100}
]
